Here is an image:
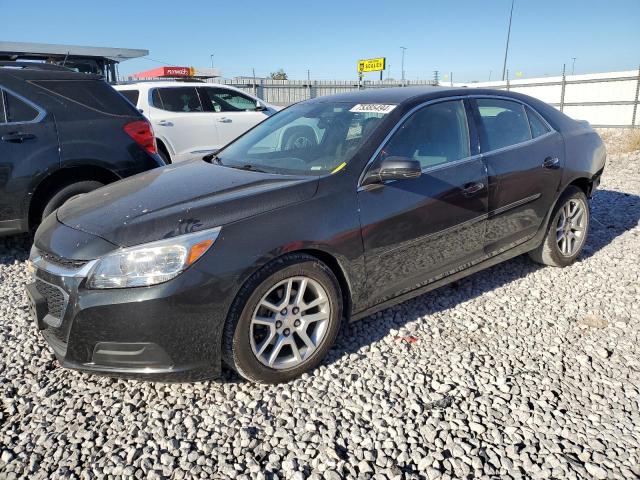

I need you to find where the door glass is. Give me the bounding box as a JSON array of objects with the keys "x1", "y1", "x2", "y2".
[
  {"x1": 526, "y1": 107, "x2": 550, "y2": 138},
  {"x1": 156, "y1": 87, "x2": 203, "y2": 112},
  {"x1": 4, "y1": 91, "x2": 39, "y2": 123},
  {"x1": 203, "y1": 88, "x2": 257, "y2": 112},
  {"x1": 380, "y1": 100, "x2": 470, "y2": 169},
  {"x1": 476, "y1": 99, "x2": 531, "y2": 151}
]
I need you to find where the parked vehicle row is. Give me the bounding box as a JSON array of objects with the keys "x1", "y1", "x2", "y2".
[
  {"x1": 0, "y1": 62, "x2": 164, "y2": 236},
  {"x1": 27, "y1": 86, "x2": 605, "y2": 383},
  {"x1": 115, "y1": 82, "x2": 278, "y2": 163}
]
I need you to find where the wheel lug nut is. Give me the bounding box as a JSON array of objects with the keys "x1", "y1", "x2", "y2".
[
  {"x1": 294, "y1": 320, "x2": 301, "y2": 327},
  {"x1": 292, "y1": 307, "x2": 299, "y2": 314},
  {"x1": 276, "y1": 321, "x2": 282, "y2": 328},
  {"x1": 281, "y1": 308, "x2": 287, "y2": 315},
  {"x1": 283, "y1": 328, "x2": 290, "y2": 336}
]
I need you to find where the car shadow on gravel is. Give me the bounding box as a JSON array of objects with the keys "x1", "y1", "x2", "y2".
[{"x1": 324, "y1": 188, "x2": 640, "y2": 368}]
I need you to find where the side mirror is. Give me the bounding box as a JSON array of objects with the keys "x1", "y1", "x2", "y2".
[
  {"x1": 362, "y1": 156, "x2": 422, "y2": 186},
  {"x1": 255, "y1": 101, "x2": 268, "y2": 112}
]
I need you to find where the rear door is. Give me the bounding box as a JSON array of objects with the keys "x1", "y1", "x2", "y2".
[
  {"x1": 471, "y1": 97, "x2": 564, "y2": 254},
  {"x1": 148, "y1": 86, "x2": 219, "y2": 161},
  {"x1": 0, "y1": 87, "x2": 59, "y2": 225},
  {"x1": 357, "y1": 98, "x2": 488, "y2": 306},
  {"x1": 198, "y1": 87, "x2": 269, "y2": 146}
]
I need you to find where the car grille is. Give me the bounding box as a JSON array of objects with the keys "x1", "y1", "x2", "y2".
[
  {"x1": 39, "y1": 250, "x2": 88, "y2": 270},
  {"x1": 35, "y1": 279, "x2": 66, "y2": 319}
]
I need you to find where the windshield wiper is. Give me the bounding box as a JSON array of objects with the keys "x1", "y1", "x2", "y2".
[{"x1": 230, "y1": 164, "x2": 268, "y2": 173}]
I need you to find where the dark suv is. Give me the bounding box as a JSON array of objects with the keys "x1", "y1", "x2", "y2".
[{"x1": 0, "y1": 62, "x2": 164, "y2": 236}]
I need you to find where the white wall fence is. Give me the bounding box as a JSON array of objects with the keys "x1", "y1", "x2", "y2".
[
  {"x1": 212, "y1": 78, "x2": 437, "y2": 107},
  {"x1": 215, "y1": 68, "x2": 640, "y2": 128},
  {"x1": 453, "y1": 69, "x2": 640, "y2": 128}
]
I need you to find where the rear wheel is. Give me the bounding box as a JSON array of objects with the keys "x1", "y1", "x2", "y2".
[
  {"x1": 223, "y1": 253, "x2": 342, "y2": 383},
  {"x1": 529, "y1": 186, "x2": 589, "y2": 267},
  {"x1": 40, "y1": 181, "x2": 104, "y2": 221}
]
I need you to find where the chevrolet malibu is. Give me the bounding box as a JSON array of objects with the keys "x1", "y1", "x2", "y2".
[{"x1": 27, "y1": 87, "x2": 606, "y2": 383}]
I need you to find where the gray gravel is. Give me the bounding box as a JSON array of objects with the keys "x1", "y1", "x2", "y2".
[{"x1": 1, "y1": 150, "x2": 639, "y2": 479}]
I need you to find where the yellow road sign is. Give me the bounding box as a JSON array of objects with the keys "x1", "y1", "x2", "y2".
[{"x1": 358, "y1": 57, "x2": 386, "y2": 73}]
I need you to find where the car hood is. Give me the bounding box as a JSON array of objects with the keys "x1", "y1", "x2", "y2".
[{"x1": 57, "y1": 159, "x2": 319, "y2": 247}]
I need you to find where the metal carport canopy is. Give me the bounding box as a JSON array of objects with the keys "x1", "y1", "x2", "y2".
[{"x1": 0, "y1": 41, "x2": 148, "y2": 62}]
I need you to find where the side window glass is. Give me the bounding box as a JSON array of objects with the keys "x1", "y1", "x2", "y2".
[
  {"x1": 4, "y1": 91, "x2": 39, "y2": 123},
  {"x1": 151, "y1": 89, "x2": 163, "y2": 109},
  {"x1": 476, "y1": 99, "x2": 531, "y2": 151},
  {"x1": 204, "y1": 88, "x2": 257, "y2": 112},
  {"x1": 156, "y1": 87, "x2": 202, "y2": 112},
  {"x1": 526, "y1": 107, "x2": 550, "y2": 138},
  {"x1": 381, "y1": 100, "x2": 470, "y2": 169}
]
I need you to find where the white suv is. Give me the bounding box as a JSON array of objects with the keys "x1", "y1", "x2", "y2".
[{"x1": 115, "y1": 82, "x2": 277, "y2": 163}]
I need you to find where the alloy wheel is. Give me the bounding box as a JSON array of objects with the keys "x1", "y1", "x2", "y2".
[
  {"x1": 556, "y1": 198, "x2": 587, "y2": 256},
  {"x1": 250, "y1": 276, "x2": 330, "y2": 369}
]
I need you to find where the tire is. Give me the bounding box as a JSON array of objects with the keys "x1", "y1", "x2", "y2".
[
  {"x1": 223, "y1": 253, "x2": 343, "y2": 384},
  {"x1": 41, "y1": 181, "x2": 104, "y2": 221},
  {"x1": 529, "y1": 186, "x2": 590, "y2": 267},
  {"x1": 158, "y1": 148, "x2": 171, "y2": 165}
]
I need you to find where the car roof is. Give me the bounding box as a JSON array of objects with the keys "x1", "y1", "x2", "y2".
[
  {"x1": 0, "y1": 65, "x2": 102, "y2": 81},
  {"x1": 304, "y1": 85, "x2": 531, "y2": 105},
  {"x1": 115, "y1": 81, "x2": 236, "y2": 90}
]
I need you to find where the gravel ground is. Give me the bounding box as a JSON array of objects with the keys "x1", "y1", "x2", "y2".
[{"x1": 1, "y1": 148, "x2": 639, "y2": 479}]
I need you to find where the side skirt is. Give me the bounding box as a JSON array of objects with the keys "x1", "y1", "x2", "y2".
[{"x1": 349, "y1": 233, "x2": 542, "y2": 323}]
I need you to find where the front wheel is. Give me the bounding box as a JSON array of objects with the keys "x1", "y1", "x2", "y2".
[
  {"x1": 529, "y1": 186, "x2": 590, "y2": 267},
  {"x1": 223, "y1": 253, "x2": 342, "y2": 383}
]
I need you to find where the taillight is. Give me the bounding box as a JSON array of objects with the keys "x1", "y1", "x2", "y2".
[{"x1": 123, "y1": 120, "x2": 157, "y2": 155}]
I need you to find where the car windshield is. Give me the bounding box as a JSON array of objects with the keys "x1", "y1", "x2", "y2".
[{"x1": 217, "y1": 101, "x2": 393, "y2": 175}]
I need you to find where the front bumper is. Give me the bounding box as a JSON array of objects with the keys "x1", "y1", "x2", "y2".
[{"x1": 26, "y1": 252, "x2": 226, "y2": 382}]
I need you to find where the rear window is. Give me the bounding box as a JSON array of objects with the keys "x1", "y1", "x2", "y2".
[
  {"x1": 119, "y1": 89, "x2": 140, "y2": 106},
  {"x1": 32, "y1": 80, "x2": 135, "y2": 116}
]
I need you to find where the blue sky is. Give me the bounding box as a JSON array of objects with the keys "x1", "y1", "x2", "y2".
[{"x1": 2, "y1": 0, "x2": 639, "y2": 81}]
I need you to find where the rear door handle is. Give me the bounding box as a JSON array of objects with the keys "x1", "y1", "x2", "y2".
[
  {"x1": 462, "y1": 181, "x2": 485, "y2": 196},
  {"x1": 542, "y1": 156, "x2": 560, "y2": 169},
  {"x1": 1, "y1": 132, "x2": 36, "y2": 143},
  {"x1": 156, "y1": 120, "x2": 173, "y2": 126},
  {"x1": 217, "y1": 117, "x2": 232, "y2": 123}
]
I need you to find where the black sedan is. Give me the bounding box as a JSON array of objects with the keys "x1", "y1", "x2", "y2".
[{"x1": 27, "y1": 87, "x2": 606, "y2": 383}]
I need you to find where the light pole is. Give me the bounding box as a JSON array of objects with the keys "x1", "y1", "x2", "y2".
[
  {"x1": 210, "y1": 54, "x2": 215, "y2": 69},
  {"x1": 501, "y1": 0, "x2": 514, "y2": 81},
  {"x1": 571, "y1": 57, "x2": 576, "y2": 75},
  {"x1": 400, "y1": 47, "x2": 407, "y2": 86}
]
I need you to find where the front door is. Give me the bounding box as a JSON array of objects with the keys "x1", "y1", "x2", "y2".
[
  {"x1": 198, "y1": 87, "x2": 269, "y2": 147},
  {"x1": 0, "y1": 87, "x2": 59, "y2": 227},
  {"x1": 471, "y1": 97, "x2": 565, "y2": 254},
  {"x1": 357, "y1": 99, "x2": 488, "y2": 307}
]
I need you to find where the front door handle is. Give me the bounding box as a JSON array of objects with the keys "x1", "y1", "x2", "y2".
[
  {"x1": 542, "y1": 156, "x2": 560, "y2": 169},
  {"x1": 462, "y1": 181, "x2": 485, "y2": 196},
  {"x1": 1, "y1": 132, "x2": 36, "y2": 143},
  {"x1": 217, "y1": 117, "x2": 232, "y2": 123}
]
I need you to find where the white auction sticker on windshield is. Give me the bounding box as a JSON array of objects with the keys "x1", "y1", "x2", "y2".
[{"x1": 349, "y1": 104, "x2": 397, "y2": 114}]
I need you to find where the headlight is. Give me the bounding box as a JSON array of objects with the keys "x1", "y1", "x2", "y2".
[{"x1": 86, "y1": 227, "x2": 221, "y2": 289}]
